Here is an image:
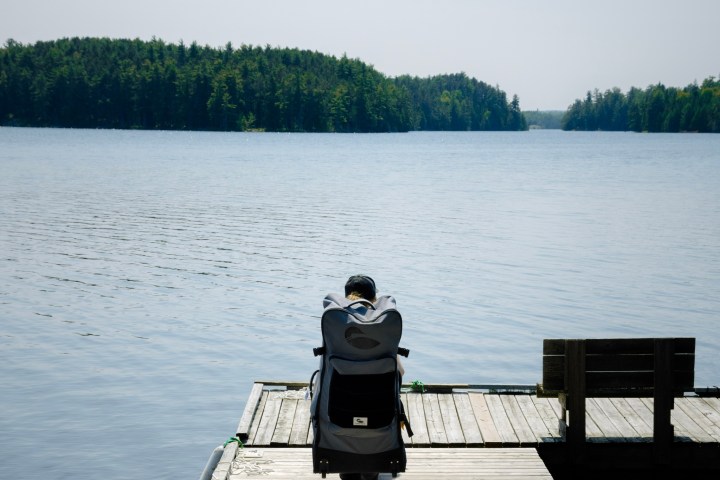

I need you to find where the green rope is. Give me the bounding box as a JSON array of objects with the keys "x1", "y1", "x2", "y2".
[
  {"x1": 410, "y1": 380, "x2": 426, "y2": 393},
  {"x1": 224, "y1": 436, "x2": 244, "y2": 448}
]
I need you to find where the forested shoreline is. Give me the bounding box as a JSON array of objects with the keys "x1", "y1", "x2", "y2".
[
  {"x1": 0, "y1": 37, "x2": 526, "y2": 132},
  {"x1": 562, "y1": 79, "x2": 720, "y2": 133}
]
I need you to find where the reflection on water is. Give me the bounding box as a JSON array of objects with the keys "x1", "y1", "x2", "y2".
[{"x1": 1, "y1": 128, "x2": 719, "y2": 479}]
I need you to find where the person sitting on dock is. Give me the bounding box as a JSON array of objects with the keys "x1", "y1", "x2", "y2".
[
  {"x1": 339, "y1": 275, "x2": 401, "y2": 480},
  {"x1": 344, "y1": 275, "x2": 405, "y2": 380}
]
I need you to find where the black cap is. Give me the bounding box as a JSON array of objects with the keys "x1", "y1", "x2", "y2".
[{"x1": 344, "y1": 275, "x2": 377, "y2": 300}]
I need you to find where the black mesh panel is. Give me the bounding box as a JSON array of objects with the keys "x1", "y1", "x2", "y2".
[{"x1": 328, "y1": 369, "x2": 396, "y2": 428}]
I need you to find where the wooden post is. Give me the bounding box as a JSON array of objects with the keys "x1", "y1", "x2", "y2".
[
  {"x1": 557, "y1": 392, "x2": 568, "y2": 438},
  {"x1": 565, "y1": 339, "x2": 586, "y2": 456},
  {"x1": 654, "y1": 338, "x2": 674, "y2": 464}
]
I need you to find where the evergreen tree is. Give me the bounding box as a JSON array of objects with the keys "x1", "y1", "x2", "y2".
[{"x1": 562, "y1": 79, "x2": 720, "y2": 133}]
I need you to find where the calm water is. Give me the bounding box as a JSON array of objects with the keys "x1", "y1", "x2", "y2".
[{"x1": 1, "y1": 128, "x2": 719, "y2": 479}]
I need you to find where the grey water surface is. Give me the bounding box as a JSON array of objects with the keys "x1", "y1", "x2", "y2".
[{"x1": 1, "y1": 127, "x2": 719, "y2": 479}]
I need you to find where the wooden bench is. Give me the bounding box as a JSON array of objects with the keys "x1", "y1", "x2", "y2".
[{"x1": 537, "y1": 338, "x2": 695, "y2": 459}]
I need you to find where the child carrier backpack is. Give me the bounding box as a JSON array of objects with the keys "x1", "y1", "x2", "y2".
[{"x1": 310, "y1": 293, "x2": 411, "y2": 478}]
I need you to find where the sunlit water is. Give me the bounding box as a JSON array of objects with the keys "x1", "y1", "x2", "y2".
[{"x1": 1, "y1": 128, "x2": 719, "y2": 479}]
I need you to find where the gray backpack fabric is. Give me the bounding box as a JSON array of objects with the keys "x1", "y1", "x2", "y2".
[{"x1": 310, "y1": 293, "x2": 409, "y2": 477}]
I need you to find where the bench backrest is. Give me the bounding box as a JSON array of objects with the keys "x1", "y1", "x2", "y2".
[{"x1": 541, "y1": 337, "x2": 695, "y2": 397}]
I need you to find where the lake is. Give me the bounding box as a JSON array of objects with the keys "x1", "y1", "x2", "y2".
[{"x1": 1, "y1": 127, "x2": 719, "y2": 479}]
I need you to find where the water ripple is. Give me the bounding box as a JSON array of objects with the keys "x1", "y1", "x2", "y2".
[{"x1": 1, "y1": 129, "x2": 719, "y2": 480}]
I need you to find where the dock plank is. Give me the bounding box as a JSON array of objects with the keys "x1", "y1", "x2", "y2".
[
  {"x1": 438, "y1": 393, "x2": 465, "y2": 446},
  {"x1": 253, "y1": 391, "x2": 284, "y2": 446},
  {"x1": 224, "y1": 448, "x2": 553, "y2": 479},
  {"x1": 697, "y1": 397, "x2": 720, "y2": 430},
  {"x1": 422, "y1": 393, "x2": 449, "y2": 446},
  {"x1": 306, "y1": 420, "x2": 313, "y2": 444},
  {"x1": 624, "y1": 397, "x2": 655, "y2": 432},
  {"x1": 499, "y1": 395, "x2": 536, "y2": 446},
  {"x1": 484, "y1": 393, "x2": 519, "y2": 446},
  {"x1": 675, "y1": 399, "x2": 720, "y2": 442},
  {"x1": 405, "y1": 393, "x2": 430, "y2": 446},
  {"x1": 400, "y1": 393, "x2": 412, "y2": 445},
  {"x1": 236, "y1": 384, "x2": 720, "y2": 453},
  {"x1": 585, "y1": 398, "x2": 617, "y2": 442},
  {"x1": 468, "y1": 393, "x2": 502, "y2": 446},
  {"x1": 212, "y1": 440, "x2": 239, "y2": 480},
  {"x1": 593, "y1": 397, "x2": 644, "y2": 441},
  {"x1": 236, "y1": 382, "x2": 264, "y2": 442},
  {"x1": 702, "y1": 396, "x2": 720, "y2": 417},
  {"x1": 271, "y1": 398, "x2": 298, "y2": 446},
  {"x1": 530, "y1": 396, "x2": 562, "y2": 440},
  {"x1": 515, "y1": 394, "x2": 557, "y2": 443},
  {"x1": 612, "y1": 397, "x2": 653, "y2": 439},
  {"x1": 246, "y1": 391, "x2": 269, "y2": 445},
  {"x1": 671, "y1": 399, "x2": 718, "y2": 443},
  {"x1": 288, "y1": 398, "x2": 311, "y2": 446},
  {"x1": 453, "y1": 393, "x2": 484, "y2": 446},
  {"x1": 543, "y1": 395, "x2": 563, "y2": 420}
]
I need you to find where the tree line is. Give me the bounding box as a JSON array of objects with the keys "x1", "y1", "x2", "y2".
[
  {"x1": 562, "y1": 78, "x2": 720, "y2": 133},
  {"x1": 0, "y1": 37, "x2": 527, "y2": 132}
]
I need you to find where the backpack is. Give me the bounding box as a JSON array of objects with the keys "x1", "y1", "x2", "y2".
[{"x1": 310, "y1": 293, "x2": 411, "y2": 478}]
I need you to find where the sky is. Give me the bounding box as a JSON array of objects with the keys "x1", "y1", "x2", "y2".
[{"x1": 2, "y1": 0, "x2": 719, "y2": 111}]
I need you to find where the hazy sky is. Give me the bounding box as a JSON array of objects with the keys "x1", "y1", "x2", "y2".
[{"x1": 3, "y1": 0, "x2": 719, "y2": 110}]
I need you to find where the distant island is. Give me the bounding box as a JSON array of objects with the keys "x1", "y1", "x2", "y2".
[
  {"x1": 561, "y1": 79, "x2": 719, "y2": 133},
  {"x1": 0, "y1": 37, "x2": 526, "y2": 133}
]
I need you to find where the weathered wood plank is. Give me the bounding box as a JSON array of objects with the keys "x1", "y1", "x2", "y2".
[
  {"x1": 530, "y1": 396, "x2": 563, "y2": 440},
  {"x1": 453, "y1": 393, "x2": 484, "y2": 446},
  {"x1": 224, "y1": 448, "x2": 553, "y2": 479},
  {"x1": 583, "y1": 399, "x2": 611, "y2": 443},
  {"x1": 237, "y1": 383, "x2": 720, "y2": 453},
  {"x1": 406, "y1": 393, "x2": 430, "y2": 446},
  {"x1": 670, "y1": 399, "x2": 718, "y2": 443},
  {"x1": 543, "y1": 394, "x2": 563, "y2": 419},
  {"x1": 212, "y1": 440, "x2": 239, "y2": 480},
  {"x1": 611, "y1": 397, "x2": 653, "y2": 440},
  {"x1": 253, "y1": 391, "x2": 284, "y2": 446},
  {"x1": 422, "y1": 393, "x2": 448, "y2": 446},
  {"x1": 271, "y1": 398, "x2": 298, "y2": 446},
  {"x1": 400, "y1": 393, "x2": 412, "y2": 445},
  {"x1": 515, "y1": 394, "x2": 557, "y2": 443},
  {"x1": 438, "y1": 393, "x2": 465, "y2": 446},
  {"x1": 288, "y1": 398, "x2": 311, "y2": 446},
  {"x1": 676, "y1": 398, "x2": 720, "y2": 442},
  {"x1": 697, "y1": 397, "x2": 720, "y2": 430},
  {"x1": 702, "y1": 396, "x2": 720, "y2": 417},
  {"x1": 593, "y1": 397, "x2": 644, "y2": 441},
  {"x1": 306, "y1": 419, "x2": 313, "y2": 444},
  {"x1": 468, "y1": 393, "x2": 502, "y2": 446},
  {"x1": 484, "y1": 393, "x2": 519, "y2": 446},
  {"x1": 236, "y1": 382, "x2": 264, "y2": 442},
  {"x1": 246, "y1": 391, "x2": 269, "y2": 445},
  {"x1": 499, "y1": 395, "x2": 537, "y2": 445}
]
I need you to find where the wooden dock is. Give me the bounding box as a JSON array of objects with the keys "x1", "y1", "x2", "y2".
[
  {"x1": 213, "y1": 445, "x2": 552, "y2": 479},
  {"x1": 236, "y1": 382, "x2": 720, "y2": 448},
  {"x1": 209, "y1": 382, "x2": 720, "y2": 479}
]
